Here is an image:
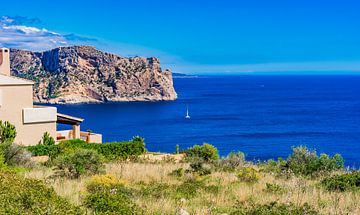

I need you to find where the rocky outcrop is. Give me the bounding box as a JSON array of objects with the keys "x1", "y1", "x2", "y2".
[{"x1": 10, "y1": 46, "x2": 177, "y2": 103}]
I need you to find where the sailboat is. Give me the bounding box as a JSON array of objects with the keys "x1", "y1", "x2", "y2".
[{"x1": 185, "y1": 106, "x2": 191, "y2": 119}]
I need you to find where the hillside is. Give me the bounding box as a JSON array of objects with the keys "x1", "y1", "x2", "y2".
[{"x1": 10, "y1": 46, "x2": 177, "y2": 103}]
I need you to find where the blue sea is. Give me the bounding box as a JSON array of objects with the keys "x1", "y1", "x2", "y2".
[{"x1": 55, "y1": 75, "x2": 360, "y2": 167}]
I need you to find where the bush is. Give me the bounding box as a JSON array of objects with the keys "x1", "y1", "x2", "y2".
[
  {"x1": 169, "y1": 168, "x2": 185, "y2": 177},
  {"x1": 27, "y1": 136, "x2": 146, "y2": 161},
  {"x1": 230, "y1": 201, "x2": 318, "y2": 215},
  {"x1": 321, "y1": 171, "x2": 360, "y2": 192},
  {"x1": 84, "y1": 175, "x2": 142, "y2": 214},
  {"x1": 184, "y1": 143, "x2": 219, "y2": 162},
  {"x1": 0, "y1": 170, "x2": 83, "y2": 214},
  {"x1": 217, "y1": 151, "x2": 245, "y2": 172},
  {"x1": 175, "y1": 179, "x2": 206, "y2": 199},
  {"x1": 264, "y1": 183, "x2": 286, "y2": 194},
  {"x1": 287, "y1": 146, "x2": 344, "y2": 177},
  {"x1": 0, "y1": 142, "x2": 34, "y2": 168},
  {"x1": 237, "y1": 167, "x2": 261, "y2": 183},
  {"x1": 261, "y1": 146, "x2": 344, "y2": 177},
  {"x1": 186, "y1": 159, "x2": 212, "y2": 176},
  {"x1": 39, "y1": 132, "x2": 55, "y2": 146},
  {"x1": 27, "y1": 132, "x2": 59, "y2": 159},
  {"x1": 52, "y1": 149, "x2": 105, "y2": 178},
  {"x1": 0, "y1": 121, "x2": 17, "y2": 143}
]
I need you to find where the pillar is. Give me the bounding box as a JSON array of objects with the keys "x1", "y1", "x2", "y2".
[{"x1": 72, "y1": 124, "x2": 81, "y2": 139}]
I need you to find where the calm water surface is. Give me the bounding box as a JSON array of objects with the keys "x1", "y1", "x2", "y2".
[{"x1": 53, "y1": 76, "x2": 360, "y2": 166}]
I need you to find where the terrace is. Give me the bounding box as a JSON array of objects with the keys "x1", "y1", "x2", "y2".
[{"x1": 56, "y1": 113, "x2": 102, "y2": 143}]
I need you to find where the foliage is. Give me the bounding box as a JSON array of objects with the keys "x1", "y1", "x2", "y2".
[
  {"x1": 186, "y1": 159, "x2": 212, "y2": 176},
  {"x1": 229, "y1": 201, "x2": 319, "y2": 215},
  {"x1": 39, "y1": 132, "x2": 55, "y2": 146},
  {"x1": 175, "y1": 144, "x2": 180, "y2": 154},
  {"x1": 0, "y1": 120, "x2": 17, "y2": 143},
  {"x1": 321, "y1": 171, "x2": 360, "y2": 192},
  {"x1": 264, "y1": 183, "x2": 287, "y2": 194},
  {"x1": 217, "y1": 151, "x2": 245, "y2": 172},
  {"x1": 175, "y1": 179, "x2": 206, "y2": 199},
  {"x1": 261, "y1": 146, "x2": 344, "y2": 177},
  {"x1": 27, "y1": 132, "x2": 59, "y2": 159},
  {"x1": 287, "y1": 146, "x2": 344, "y2": 177},
  {"x1": 0, "y1": 170, "x2": 83, "y2": 214},
  {"x1": 237, "y1": 167, "x2": 261, "y2": 183},
  {"x1": 27, "y1": 136, "x2": 146, "y2": 161},
  {"x1": 184, "y1": 143, "x2": 219, "y2": 162},
  {"x1": 53, "y1": 149, "x2": 105, "y2": 179},
  {"x1": 84, "y1": 175, "x2": 142, "y2": 215},
  {"x1": 169, "y1": 167, "x2": 185, "y2": 177},
  {"x1": 0, "y1": 142, "x2": 34, "y2": 168}
]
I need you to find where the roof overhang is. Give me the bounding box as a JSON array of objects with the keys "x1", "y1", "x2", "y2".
[
  {"x1": 57, "y1": 113, "x2": 84, "y2": 125},
  {"x1": 0, "y1": 74, "x2": 34, "y2": 86}
]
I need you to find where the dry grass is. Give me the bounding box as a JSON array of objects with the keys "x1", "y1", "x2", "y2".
[{"x1": 24, "y1": 162, "x2": 360, "y2": 215}]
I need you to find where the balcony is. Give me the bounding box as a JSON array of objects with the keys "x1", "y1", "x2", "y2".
[
  {"x1": 56, "y1": 130, "x2": 102, "y2": 143},
  {"x1": 56, "y1": 112, "x2": 102, "y2": 143}
]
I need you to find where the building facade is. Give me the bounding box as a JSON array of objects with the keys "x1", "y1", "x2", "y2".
[{"x1": 0, "y1": 48, "x2": 101, "y2": 145}]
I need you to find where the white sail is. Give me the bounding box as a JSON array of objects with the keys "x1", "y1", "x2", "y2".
[{"x1": 185, "y1": 106, "x2": 190, "y2": 119}]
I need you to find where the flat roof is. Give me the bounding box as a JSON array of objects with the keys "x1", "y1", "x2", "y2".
[
  {"x1": 57, "y1": 113, "x2": 84, "y2": 125},
  {"x1": 0, "y1": 74, "x2": 34, "y2": 86}
]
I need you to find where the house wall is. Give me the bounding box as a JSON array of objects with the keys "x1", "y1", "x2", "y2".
[
  {"x1": 0, "y1": 48, "x2": 10, "y2": 76},
  {"x1": 0, "y1": 85, "x2": 57, "y2": 145}
]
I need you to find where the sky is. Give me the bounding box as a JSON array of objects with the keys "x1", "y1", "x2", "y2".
[{"x1": 1, "y1": 0, "x2": 360, "y2": 74}]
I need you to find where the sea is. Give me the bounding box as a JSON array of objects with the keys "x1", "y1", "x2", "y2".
[{"x1": 54, "y1": 75, "x2": 360, "y2": 167}]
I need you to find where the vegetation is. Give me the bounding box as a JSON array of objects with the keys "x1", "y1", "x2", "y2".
[
  {"x1": 53, "y1": 149, "x2": 105, "y2": 179},
  {"x1": 0, "y1": 120, "x2": 17, "y2": 143},
  {"x1": 321, "y1": 171, "x2": 360, "y2": 192},
  {"x1": 217, "y1": 151, "x2": 246, "y2": 172},
  {"x1": 0, "y1": 170, "x2": 83, "y2": 214},
  {"x1": 237, "y1": 167, "x2": 261, "y2": 183},
  {"x1": 228, "y1": 201, "x2": 319, "y2": 215},
  {"x1": 261, "y1": 146, "x2": 344, "y2": 177},
  {"x1": 184, "y1": 143, "x2": 219, "y2": 162},
  {"x1": 84, "y1": 175, "x2": 142, "y2": 214},
  {"x1": 1, "y1": 123, "x2": 359, "y2": 214},
  {"x1": 27, "y1": 136, "x2": 146, "y2": 161}
]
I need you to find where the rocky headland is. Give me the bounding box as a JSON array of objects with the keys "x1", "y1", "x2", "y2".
[{"x1": 10, "y1": 46, "x2": 177, "y2": 103}]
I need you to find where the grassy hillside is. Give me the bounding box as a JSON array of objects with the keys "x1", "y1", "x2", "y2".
[{"x1": 1, "y1": 121, "x2": 360, "y2": 214}]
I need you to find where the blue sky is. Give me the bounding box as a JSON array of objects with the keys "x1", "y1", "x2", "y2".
[{"x1": 1, "y1": 0, "x2": 360, "y2": 74}]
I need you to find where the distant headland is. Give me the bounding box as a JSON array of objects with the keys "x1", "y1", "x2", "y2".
[{"x1": 10, "y1": 46, "x2": 177, "y2": 104}]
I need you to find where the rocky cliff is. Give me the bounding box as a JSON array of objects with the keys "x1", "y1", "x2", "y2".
[{"x1": 10, "y1": 46, "x2": 177, "y2": 103}]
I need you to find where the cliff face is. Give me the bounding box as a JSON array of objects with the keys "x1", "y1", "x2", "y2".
[{"x1": 10, "y1": 46, "x2": 177, "y2": 103}]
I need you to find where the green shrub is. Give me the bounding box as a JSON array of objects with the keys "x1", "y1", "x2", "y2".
[
  {"x1": 0, "y1": 170, "x2": 83, "y2": 214},
  {"x1": 39, "y1": 132, "x2": 55, "y2": 146},
  {"x1": 139, "y1": 182, "x2": 173, "y2": 199},
  {"x1": 0, "y1": 142, "x2": 34, "y2": 168},
  {"x1": 264, "y1": 183, "x2": 286, "y2": 194},
  {"x1": 169, "y1": 168, "x2": 185, "y2": 178},
  {"x1": 186, "y1": 159, "x2": 212, "y2": 176},
  {"x1": 287, "y1": 146, "x2": 344, "y2": 177},
  {"x1": 230, "y1": 201, "x2": 319, "y2": 215},
  {"x1": 321, "y1": 171, "x2": 360, "y2": 192},
  {"x1": 217, "y1": 151, "x2": 245, "y2": 172},
  {"x1": 0, "y1": 121, "x2": 17, "y2": 143},
  {"x1": 175, "y1": 179, "x2": 206, "y2": 199},
  {"x1": 261, "y1": 146, "x2": 344, "y2": 177},
  {"x1": 184, "y1": 143, "x2": 219, "y2": 162},
  {"x1": 237, "y1": 167, "x2": 261, "y2": 183},
  {"x1": 84, "y1": 176, "x2": 142, "y2": 214},
  {"x1": 53, "y1": 149, "x2": 105, "y2": 178},
  {"x1": 27, "y1": 136, "x2": 146, "y2": 161}
]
